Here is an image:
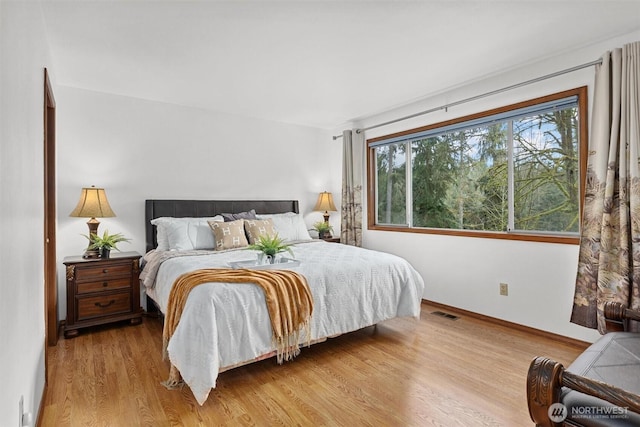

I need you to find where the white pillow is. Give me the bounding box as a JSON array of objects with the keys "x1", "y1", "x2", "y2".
[
  {"x1": 151, "y1": 220, "x2": 171, "y2": 251},
  {"x1": 151, "y1": 216, "x2": 223, "y2": 251},
  {"x1": 255, "y1": 212, "x2": 312, "y2": 242}
]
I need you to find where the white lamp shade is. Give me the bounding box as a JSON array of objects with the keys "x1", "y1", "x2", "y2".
[
  {"x1": 69, "y1": 186, "x2": 116, "y2": 218},
  {"x1": 313, "y1": 191, "x2": 337, "y2": 212}
]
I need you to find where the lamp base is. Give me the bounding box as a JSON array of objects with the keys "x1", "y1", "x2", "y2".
[
  {"x1": 82, "y1": 249, "x2": 100, "y2": 259},
  {"x1": 321, "y1": 211, "x2": 332, "y2": 239},
  {"x1": 82, "y1": 218, "x2": 101, "y2": 259}
]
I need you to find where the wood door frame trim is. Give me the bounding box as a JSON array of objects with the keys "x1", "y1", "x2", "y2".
[{"x1": 44, "y1": 68, "x2": 57, "y2": 352}]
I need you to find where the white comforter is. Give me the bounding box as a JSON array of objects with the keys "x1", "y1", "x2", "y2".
[{"x1": 144, "y1": 240, "x2": 425, "y2": 405}]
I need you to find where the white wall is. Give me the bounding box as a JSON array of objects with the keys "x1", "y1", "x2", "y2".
[
  {"x1": 0, "y1": 1, "x2": 53, "y2": 424},
  {"x1": 55, "y1": 87, "x2": 340, "y2": 318},
  {"x1": 348, "y1": 30, "x2": 640, "y2": 343}
]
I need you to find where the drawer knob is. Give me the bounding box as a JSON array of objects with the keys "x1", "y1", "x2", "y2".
[
  {"x1": 95, "y1": 300, "x2": 115, "y2": 308},
  {"x1": 102, "y1": 269, "x2": 109, "y2": 273},
  {"x1": 102, "y1": 282, "x2": 108, "y2": 287}
]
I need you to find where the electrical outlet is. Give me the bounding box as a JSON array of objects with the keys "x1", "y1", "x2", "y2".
[{"x1": 499, "y1": 283, "x2": 509, "y2": 296}]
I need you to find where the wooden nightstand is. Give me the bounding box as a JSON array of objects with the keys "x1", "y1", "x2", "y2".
[
  {"x1": 322, "y1": 237, "x2": 341, "y2": 243},
  {"x1": 63, "y1": 251, "x2": 143, "y2": 338}
]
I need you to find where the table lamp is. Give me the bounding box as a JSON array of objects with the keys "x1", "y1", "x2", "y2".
[
  {"x1": 69, "y1": 185, "x2": 116, "y2": 258},
  {"x1": 314, "y1": 191, "x2": 337, "y2": 224}
]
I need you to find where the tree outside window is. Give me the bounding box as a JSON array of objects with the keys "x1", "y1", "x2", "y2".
[{"x1": 369, "y1": 87, "x2": 586, "y2": 243}]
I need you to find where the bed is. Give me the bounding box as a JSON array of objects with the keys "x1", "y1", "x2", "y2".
[{"x1": 141, "y1": 199, "x2": 425, "y2": 405}]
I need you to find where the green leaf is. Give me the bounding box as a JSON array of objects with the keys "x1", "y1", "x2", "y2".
[
  {"x1": 247, "y1": 234, "x2": 294, "y2": 258},
  {"x1": 83, "y1": 229, "x2": 131, "y2": 251}
]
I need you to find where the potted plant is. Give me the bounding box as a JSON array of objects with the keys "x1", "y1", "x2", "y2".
[
  {"x1": 248, "y1": 234, "x2": 294, "y2": 264},
  {"x1": 312, "y1": 221, "x2": 333, "y2": 239},
  {"x1": 84, "y1": 230, "x2": 131, "y2": 259}
]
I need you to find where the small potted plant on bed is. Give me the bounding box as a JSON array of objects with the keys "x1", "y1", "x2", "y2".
[
  {"x1": 311, "y1": 221, "x2": 333, "y2": 240},
  {"x1": 84, "y1": 230, "x2": 131, "y2": 259},
  {"x1": 248, "y1": 234, "x2": 294, "y2": 264}
]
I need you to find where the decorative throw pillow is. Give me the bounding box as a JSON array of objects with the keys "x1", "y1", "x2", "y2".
[
  {"x1": 256, "y1": 212, "x2": 312, "y2": 242},
  {"x1": 244, "y1": 218, "x2": 278, "y2": 244},
  {"x1": 208, "y1": 219, "x2": 249, "y2": 250},
  {"x1": 221, "y1": 209, "x2": 257, "y2": 222}
]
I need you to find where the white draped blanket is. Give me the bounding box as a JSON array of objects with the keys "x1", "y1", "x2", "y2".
[{"x1": 143, "y1": 240, "x2": 425, "y2": 405}]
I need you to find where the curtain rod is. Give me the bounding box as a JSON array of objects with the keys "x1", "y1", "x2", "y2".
[{"x1": 332, "y1": 58, "x2": 602, "y2": 140}]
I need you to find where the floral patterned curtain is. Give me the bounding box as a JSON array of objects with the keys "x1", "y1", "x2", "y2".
[
  {"x1": 571, "y1": 42, "x2": 640, "y2": 333},
  {"x1": 340, "y1": 129, "x2": 363, "y2": 246}
]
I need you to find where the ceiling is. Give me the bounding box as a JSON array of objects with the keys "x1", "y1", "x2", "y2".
[{"x1": 41, "y1": 1, "x2": 640, "y2": 130}]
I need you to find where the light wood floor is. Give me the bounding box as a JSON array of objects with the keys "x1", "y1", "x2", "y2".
[{"x1": 40, "y1": 303, "x2": 587, "y2": 426}]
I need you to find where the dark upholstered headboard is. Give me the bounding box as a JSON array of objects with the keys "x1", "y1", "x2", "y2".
[{"x1": 145, "y1": 199, "x2": 299, "y2": 253}]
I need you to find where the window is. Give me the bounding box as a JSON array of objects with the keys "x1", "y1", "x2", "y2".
[{"x1": 368, "y1": 87, "x2": 587, "y2": 244}]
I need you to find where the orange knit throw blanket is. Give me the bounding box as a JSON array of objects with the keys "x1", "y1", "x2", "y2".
[{"x1": 162, "y1": 268, "x2": 313, "y2": 388}]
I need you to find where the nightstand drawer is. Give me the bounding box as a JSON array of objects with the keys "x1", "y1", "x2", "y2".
[
  {"x1": 77, "y1": 277, "x2": 131, "y2": 294},
  {"x1": 77, "y1": 291, "x2": 131, "y2": 320},
  {"x1": 76, "y1": 263, "x2": 132, "y2": 282}
]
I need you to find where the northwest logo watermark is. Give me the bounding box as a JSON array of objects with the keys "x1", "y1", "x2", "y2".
[
  {"x1": 548, "y1": 403, "x2": 567, "y2": 422},
  {"x1": 548, "y1": 403, "x2": 629, "y2": 422}
]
